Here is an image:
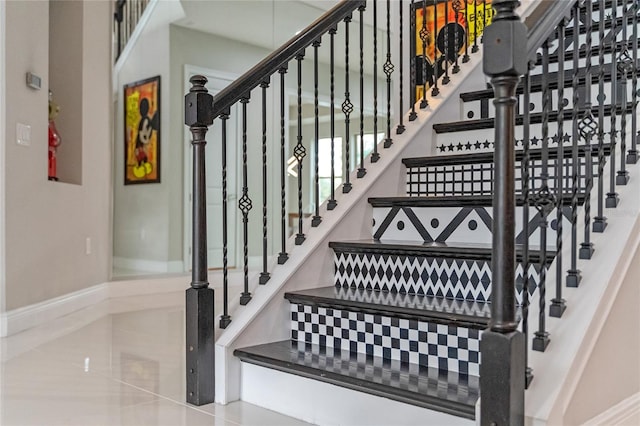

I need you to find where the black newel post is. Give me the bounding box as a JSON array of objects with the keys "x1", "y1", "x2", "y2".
[
  {"x1": 184, "y1": 75, "x2": 215, "y2": 406},
  {"x1": 480, "y1": 1, "x2": 526, "y2": 425}
]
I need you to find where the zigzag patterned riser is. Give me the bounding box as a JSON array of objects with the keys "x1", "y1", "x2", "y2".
[
  {"x1": 334, "y1": 252, "x2": 539, "y2": 305},
  {"x1": 291, "y1": 304, "x2": 482, "y2": 375},
  {"x1": 372, "y1": 205, "x2": 572, "y2": 247}
]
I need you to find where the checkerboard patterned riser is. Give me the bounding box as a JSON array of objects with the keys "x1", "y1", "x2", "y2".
[
  {"x1": 290, "y1": 304, "x2": 482, "y2": 376},
  {"x1": 334, "y1": 252, "x2": 540, "y2": 305}
]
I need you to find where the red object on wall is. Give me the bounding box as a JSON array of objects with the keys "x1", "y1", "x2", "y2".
[{"x1": 48, "y1": 119, "x2": 61, "y2": 181}]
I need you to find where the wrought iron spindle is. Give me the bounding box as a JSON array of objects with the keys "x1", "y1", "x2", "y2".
[
  {"x1": 278, "y1": 67, "x2": 289, "y2": 264},
  {"x1": 343, "y1": 16, "x2": 354, "y2": 193},
  {"x1": 481, "y1": 0, "x2": 487, "y2": 42},
  {"x1": 372, "y1": 2, "x2": 380, "y2": 162},
  {"x1": 432, "y1": 0, "x2": 440, "y2": 96},
  {"x1": 220, "y1": 111, "x2": 231, "y2": 327},
  {"x1": 628, "y1": 1, "x2": 638, "y2": 164},
  {"x1": 259, "y1": 79, "x2": 271, "y2": 284},
  {"x1": 567, "y1": 2, "x2": 582, "y2": 287},
  {"x1": 443, "y1": 1, "x2": 451, "y2": 85},
  {"x1": 606, "y1": 0, "x2": 620, "y2": 208},
  {"x1": 359, "y1": 6, "x2": 368, "y2": 176},
  {"x1": 410, "y1": 0, "x2": 418, "y2": 120},
  {"x1": 462, "y1": 0, "x2": 470, "y2": 63},
  {"x1": 521, "y1": 66, "x2": 533, "y2": 387},
  {"x1": 594, "y1": 0, "x2": 608, "y2": 233},
  {"x1": 313, "y1": 39, "x2": 323, "y2": 226},
  {"x1": 328, "y1": 28, "x2": 339, "y2": 208},
  {"x1": 295, "y1": 53, "x2": 307, "y2": 245},
  {"x1": 452, "y1": 0, "x2": 462, "y2": 73},
  {"x1": 532, "y1": 39, "x2": 553, "y2": 352},
  {"x1": 239, "y1": 95, "x2": 252, "y2": 305},
  {"x1": 472, "y1": 0, "x2": 479, "y2": 53},
  {"x1": 420, "y1": 0, "x2": 430, "y2": 108},
  {"x1": 185, "y1": 75, "x2": 215, "y2": 407},
  {"x1": 550, "y1": 21, "x2": 566, "y2": 319},
  {"x1": 397, "y1": 0, "x2": 406, "y2": 134},
  {"x1": 616, "y1": 3, "x2": 632, "y2": 185},
  {"x1": 383, "y1": 1, "x2": 394, "y2": 148},
  {"x1": 579, "y1": 0, "x2": 595, "y2": 260}
]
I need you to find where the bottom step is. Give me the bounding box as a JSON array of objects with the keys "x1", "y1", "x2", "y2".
[{"x1": 234, "y1": 340, "x2": 479, "y2": 420}]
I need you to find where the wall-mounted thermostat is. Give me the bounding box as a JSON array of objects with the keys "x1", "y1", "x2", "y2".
[{"x1": 26, "y1": 72, "x2": 41, "y2": 90}]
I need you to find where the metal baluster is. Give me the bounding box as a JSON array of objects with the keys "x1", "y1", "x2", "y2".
[
  {"x1": 372, "y1": 3, "x2": 381, "y2": 162},
  {"x1": 472, "y1": 0, "x2": 479, "y2": 53},
  {"x1": 616, "y1": 2, "x2": 632, "y2": 184},
  {"x1": 278, "y1": 66, "x2": 289, "y2": 264},
  {"x1": 420, "y1": 0, "x2": 430, "y2": 108},
  {"x1": 462, "y1": 0, "x2": 470, "y2": 63},
  {"x1": 343, "y1": 16, "x2": 354, "y2": 193},
  {"x1": 397, "y1": 0, "x2": 406, "y2": 134},
  {"x1": 443, "y1": 1, "x2": 451, "y2": 85},
  {"x1": 578, "y1": 0, "x2": 596, "y2": 260},
  {"x1": 481, "y1": 0, "x2": 487, "y2": 43},
  {"x1": 550, "y1": 21, "x2": 566, "y2": 319},
  {"x1": 259, "y1": 79, "x2": 271, "y2": 284},
  {"x1": 567, "y1": 2, "x2": 582, "y2": 288},
  {"x1": 239, "y1": 94, "x2": 252, "y2": 305},
  {"x1": 312, "y1": 39, "x2": 323, "y2": 226},
  {"x1": 185, "y1": 76, "x2": 215, "y2": 406},
  {"x1": 219, "y1": 110, "x2": 231, "y2": 328},
  {"x1": 532, "y1": 39, "x2": 553, "y2": 352},
  {"x1": 521, "y1": 66, "x2": 533, "y2": 387},
  {"x1": 432, "y1": 0, "x2": 440, "y2": 96},
  {"x1": 452, "y1": 0, "x2": 462, "y2": 74},
  {"x1": 359, "y1": 6, "x2": 368, "y2": 176},
  {"x1": 383, "y1": 1, "x2": 394, "y2": 148},
  {"x1": 606, "y1": 0, "x2": 620, "y2": 208},
  {"x1": 410, "y1": 0, "x2": 418, "y2": 120},
  {"x1": 295, "y1": 53, "x2": 307, "y2": 245},
  {"x1": 628, "y1": 2, "x2": 638, "y2": 164},
  {"x1": 593, "y1": 0, "x2": 608, "y2": 233},
  {"x1": 328, "y1": 29, "x2": 339, "y2": 209}
]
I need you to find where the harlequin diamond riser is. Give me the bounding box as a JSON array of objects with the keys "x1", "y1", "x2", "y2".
[
  {"x1": 334, "y1": 252, "x2": 540, "y2": 305},
  {"x1": 290, "y1": 303, "x2": 482, "y2": 376}
]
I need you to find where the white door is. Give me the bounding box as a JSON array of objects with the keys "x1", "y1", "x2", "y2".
[{"x1": 184, "y1": 67, "x2": 238, "y2": 270}]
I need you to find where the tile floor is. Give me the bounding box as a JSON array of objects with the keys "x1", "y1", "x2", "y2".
[{"x1": 0, "y1": 291, "x2": 311, "y2": 426}]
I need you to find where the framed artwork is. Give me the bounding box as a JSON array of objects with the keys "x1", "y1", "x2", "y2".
[
  {"x1": 411, "y1": 0, "x2": 493, "y2": 103},
  {"x1": 124, "y1": 75, "x2": 161, "y2": 184}
]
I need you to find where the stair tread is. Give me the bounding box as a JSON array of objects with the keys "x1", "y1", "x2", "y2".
[
  {"x1": 329, "y1": 240, "x2": 556, "y2": 261},
  {"x1": 234, "y1": 340, "x2": 479, "y2": 419},
  {"x1": 368, "y1": 194, "x2": 584, "y2": 208},
  {"x1": 285, "y1": 286, "x2": 491, "y2": 329}
]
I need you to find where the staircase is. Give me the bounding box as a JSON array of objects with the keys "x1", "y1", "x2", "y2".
[{"x1": 184, "y1": 0, "x2": 639, "y2": 424}]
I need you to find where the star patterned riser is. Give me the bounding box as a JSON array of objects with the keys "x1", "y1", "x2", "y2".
[
  {"x1": 372, "y1": 205, "x2": 571, "y2": 247},
  {"x1": 291, "y1": 303, "x2": 482, "y2": 376},
  {"x1": 334, "y1": 252, "x2": 540, "y2": 305}
]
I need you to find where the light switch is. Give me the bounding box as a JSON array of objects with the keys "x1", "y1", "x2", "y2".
[{"x1": 16, "y1": 123, "x2": 31, "y2": 146}]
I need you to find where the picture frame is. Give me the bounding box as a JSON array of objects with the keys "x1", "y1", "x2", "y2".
[{"x1": 124, "y1": 75, "x2": 161, "y2": 184}]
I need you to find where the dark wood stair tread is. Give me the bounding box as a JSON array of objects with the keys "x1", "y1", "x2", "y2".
[
  {"x1": 368, "y1": 194, "x2": 585, "y2": 208},
  {"x1": 234, "y1": 340, "x2": 479, "y2": 419},
  {"x1": 434, "y1": 102, "x2": 633, "y2": 134},
  {"x1": 285, "y1": 286, "x2": 491, "y2": 329},
  {"x1": 329, "y1": 240, "x2": 556, "y2": 263}
]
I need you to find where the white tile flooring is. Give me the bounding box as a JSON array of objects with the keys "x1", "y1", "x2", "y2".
[{"x1": 0, "y1": 291, "x2": 312, "y2": 426}]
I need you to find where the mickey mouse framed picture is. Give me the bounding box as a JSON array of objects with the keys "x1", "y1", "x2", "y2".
[{"x1": 124, "y1": 75, "x2": 161, "y2": 184}]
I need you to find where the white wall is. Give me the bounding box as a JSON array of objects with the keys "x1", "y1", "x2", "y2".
[
  {"x1": 3, "y1": 0, "x2": 111, "y2": 311},
  {"x1": 0, "y1": 0, "x2": 6, "y2": 320}
]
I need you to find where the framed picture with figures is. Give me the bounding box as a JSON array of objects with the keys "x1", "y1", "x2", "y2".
[{"x1": 124, "y1": 75, "x2": 161, "y2": 184}]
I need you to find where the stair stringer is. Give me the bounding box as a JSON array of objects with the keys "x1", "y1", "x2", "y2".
[
  {"x1": 522, "y1": 159, "x2": 640, "y2": 425},
  {"x1": 212, "y1": 0, "x2": 543, "y2": 409}
]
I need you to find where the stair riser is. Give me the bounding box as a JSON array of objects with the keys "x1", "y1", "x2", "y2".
[
  {"x1": 291, "y1": 303, "x2": 482, "y2": 375},
  {"x1": 334, "y1": 252, "x2": 539, "y2": 305},
  {"x1": 373, "y1": 205, "x2": 572, "y2": 247}
]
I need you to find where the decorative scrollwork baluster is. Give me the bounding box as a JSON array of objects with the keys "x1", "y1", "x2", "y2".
[
  {"x1": 278, "y1": 67, "x2": 289, "y2": 264},
  {"x1": 397, "y1": 0, "x2": 406, "y2": 134},
  {"x1": 628, "y1": 2, "x2": 638, "y2": 164},
  {"x1": 420, "y1": 0, "x2": 430, "y2": 108},
  {"x1": 452, "y1": 0, "x2": 462, "y2": 74},
  {"x1": 219, "y1": 110, "x2": 231, "y2": 327},
  {"x1": 295, "y1": 53, "x2": 307, "y2": 245},
  {"x1": 312, "y1": 39, "x2": 323, "y2": 226},
  {"x1": 239, "y1": 94, "x2": 253, "y2": 305},
  {"x1": 372, "y1": 3, "x2": 381, "y2": 162},
  {"x1": 259, "y1": 79, "x2": 271, "y2": 285},
  {"x1": 343, "y1": 15, "x2": 354, "y2": 193},
  {"x1": 432, "y1": 0, "x2": 440, "y2": 96},
  {"x1": 328, "y1": 28, "x2": 339, "y2": 209},
  {"x1": 383, "y1": 0, "x2": 394, "y2": 148},
  {"x1": 410, "y1": 0, "x2": 418, "y2": 120},
  {"x1": 593, "y1": 0, "x2": 608, "y2": 233},
  {"x1": 606, "y1": 0, "x2": 620, "y2": 208},
  {"x1": 616, "y1": 11, "x2": 633, "y2": 185}
]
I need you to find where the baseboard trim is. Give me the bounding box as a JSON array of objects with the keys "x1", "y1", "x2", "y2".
[
  {"x1": 0, "y1": 283, "x2": 109, "y2": 337},
  {"x1": 583, "y1": 393, "x2": 640, "y2": 426}
]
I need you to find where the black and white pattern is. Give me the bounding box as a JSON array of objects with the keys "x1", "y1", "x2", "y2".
[
  {"x1": 372, "y1": 205, "x2": 572, "y2": 247},
  {"x1": 334, "y1": 252, "x2": 540, "y2": 305},
  {"x1": 291, "y1": 304, "x2": 482, "y2": 376}
]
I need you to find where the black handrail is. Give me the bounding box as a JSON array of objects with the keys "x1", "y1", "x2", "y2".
[
  {"x1": 524, "y1": 0, "x2": 574, "y2": 59},
  {"x1": 209, "y1": 0, "x2": 366, "y2": 120}
]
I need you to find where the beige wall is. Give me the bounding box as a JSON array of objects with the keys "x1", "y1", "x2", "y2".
[
  {"x1": 0, "y1": 0, "x2": 6, "y2": 315},
  {"x1": 3, "y1": 0, "x2": 111, "y2": 311},
  {"x1": 562, "y1": 241, "x2": 640, "y2": 424}
]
